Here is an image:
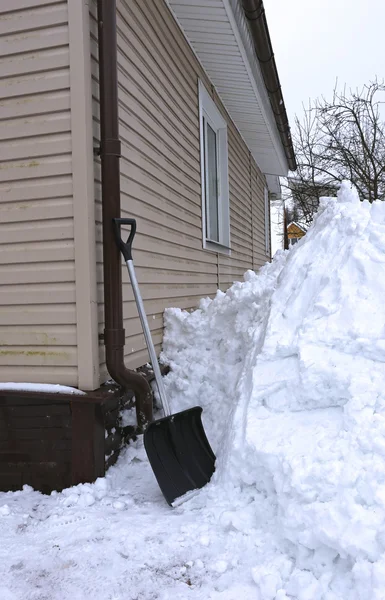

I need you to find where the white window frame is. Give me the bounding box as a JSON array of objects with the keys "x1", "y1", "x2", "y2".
[
  {"x1": 198, "y1": 80, "x2": 230, "y2": 254},
  {"x1": 264, "y1": 187, "x2": 271, "y2": 256}
]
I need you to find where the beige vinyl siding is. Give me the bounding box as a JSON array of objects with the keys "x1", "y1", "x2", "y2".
[
  {"x1": 91, "y1": 0, "x2": 270, "y2": 380},
  {"x1": 0, "y1": 1, "x2": 77, "y2": 385}
]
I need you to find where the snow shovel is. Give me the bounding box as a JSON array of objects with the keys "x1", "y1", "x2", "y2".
[{"x1": 113, "y1": 218, "x2": 216, "y2": 505}]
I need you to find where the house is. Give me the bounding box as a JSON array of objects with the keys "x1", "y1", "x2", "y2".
[
  {"x1": 287, "y1": 177, "x2": 338, "y2": 225},
  {"x1": 287, "y1": 222, "x2": 306, "y2": 247},
  {"x1": 0, "y1": 0, "x2": 296, "y2": 492}
]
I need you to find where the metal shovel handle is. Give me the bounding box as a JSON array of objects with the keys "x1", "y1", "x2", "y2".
[{"x1": 112, "y1": 217, "x2": 171, "y2": 417}]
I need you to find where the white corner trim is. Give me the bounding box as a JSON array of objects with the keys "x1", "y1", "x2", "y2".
[
  {"x1": 264, "y1": 186, "x2": 271, "y2": 256},
  {"x1": 68, "y1": 0, "x2": 99, "y2": 390}
]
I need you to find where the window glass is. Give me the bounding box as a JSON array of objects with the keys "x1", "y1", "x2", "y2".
[{"x1": 205, "y1": 122, "x2": 219, "y2": 242}]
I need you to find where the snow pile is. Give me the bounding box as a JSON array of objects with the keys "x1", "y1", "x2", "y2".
[
  {"x1": 3, "y1": 181, "x2": 385, "y2": 600},
  {"x1": 162, "y1": 182, "x2": 385, "y2": 598},
  {"x1": 162, "y1": 250, "x2": 287, "y2": 454}
]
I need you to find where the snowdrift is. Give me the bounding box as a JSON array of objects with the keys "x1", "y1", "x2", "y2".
[{"x1": 162, "y1": 182, "x2": 385, "y2": 599}]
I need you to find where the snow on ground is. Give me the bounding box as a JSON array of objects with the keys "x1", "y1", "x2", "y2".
[
  {"x1": 2, "y1": 182, "x2": 385, "y2": 599},
  {"x1": 0, "y1": 443, "x2": 283, "y2": 600}
]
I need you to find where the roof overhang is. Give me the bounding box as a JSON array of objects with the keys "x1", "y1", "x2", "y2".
[
  {"x1": 265, "y1": 174, "x2": 282, "y2": 200},
  {"x1": 166, "y1": 0, "x2": 295, "y2": 187}
]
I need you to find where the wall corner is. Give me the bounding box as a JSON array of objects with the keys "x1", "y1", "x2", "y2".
[{"x1": 68, "y1": 0, "x2": 99, "y2": 390}]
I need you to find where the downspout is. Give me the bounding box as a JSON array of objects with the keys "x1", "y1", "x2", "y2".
[{"x1": 97, "y1": 0, "x2": 153, "y2": 428}]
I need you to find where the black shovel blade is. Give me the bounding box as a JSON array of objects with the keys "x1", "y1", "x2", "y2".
[{"x1": 143, "y1": 406, "x2": 216, "y2": 506}]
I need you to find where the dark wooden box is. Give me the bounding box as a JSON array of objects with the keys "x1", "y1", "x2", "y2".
[{"x1": 0, "y1": 385, "x2": 127, "y2": 493}]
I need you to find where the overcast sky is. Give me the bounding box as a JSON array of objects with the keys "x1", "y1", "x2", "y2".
[
  {"x1": 265, "y1": 0, "x2": 385, "y2": 127},
  {"x1": 266, "y1": 0, "x2": 385, "y2": 254}
]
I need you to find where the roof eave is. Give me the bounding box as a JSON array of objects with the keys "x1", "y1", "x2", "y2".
[
  {"x1": 166, "y1": 0, "x2": 296, "y2": 179},
  {"x1": 241, "y1": 0, "x2": 297, "y2": 172}
]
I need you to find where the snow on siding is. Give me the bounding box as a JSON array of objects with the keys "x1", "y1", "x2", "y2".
[{"x1": 0, "y1": 1, "x2": 77, "y2": 385}]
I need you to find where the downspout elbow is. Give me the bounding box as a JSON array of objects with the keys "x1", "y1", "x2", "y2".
[{"x1": 105, "y1": 342, "x2": 153, "y2": 430}]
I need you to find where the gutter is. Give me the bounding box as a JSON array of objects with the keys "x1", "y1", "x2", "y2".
[
  {"x1": 242, "y1": 0, "x2": 297, "y2": 171},
  {"x1": 97, "y1": 0, "x2": 153, "y2": 428}
]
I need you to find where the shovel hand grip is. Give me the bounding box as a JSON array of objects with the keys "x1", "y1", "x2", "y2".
[{"x1": 112, "y1": 217, "x2": 136, "y2": 261}]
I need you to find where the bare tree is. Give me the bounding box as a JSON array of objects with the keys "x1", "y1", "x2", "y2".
[{"x1": 290, "y1": 79, "x2": 385, "y2": 224}]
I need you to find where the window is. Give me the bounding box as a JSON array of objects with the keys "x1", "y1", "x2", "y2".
[
  {"x1": 289, "y1": 237, "x2": 298, "y2": 246},
  {"x1": 264, "y1": 187, "x2": 270, "y2": 255},
  {"x1": 199, "y1": 81, "x2": 230, "y2": 252}
]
